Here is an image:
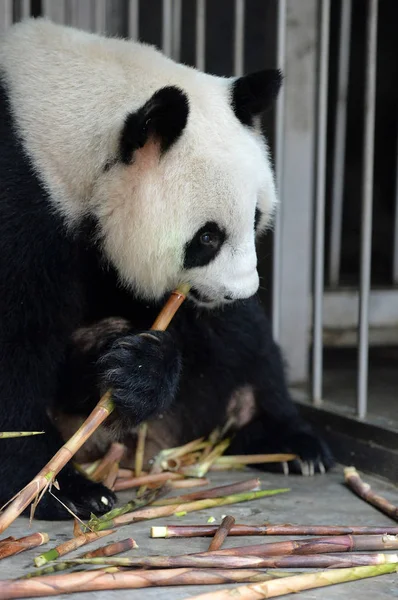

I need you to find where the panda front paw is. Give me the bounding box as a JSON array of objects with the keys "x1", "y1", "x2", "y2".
[
  {"x1": 32, "y1": 468, "x2": 116, "y2": 521},
  {"x1": 98, "y1": 330, "x2": 181, "y2": 426}
]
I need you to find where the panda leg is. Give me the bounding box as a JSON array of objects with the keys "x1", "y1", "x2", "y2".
[{"x1": 227, "y1": 308, "x2": 334, "y2": 474}]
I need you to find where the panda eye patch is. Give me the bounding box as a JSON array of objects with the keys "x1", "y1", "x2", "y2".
[{"x1": 184, "y1": 222, "x2": 226, "y2": 269}]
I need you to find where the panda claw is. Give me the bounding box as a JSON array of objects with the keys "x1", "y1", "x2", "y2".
[
  {"x1": 282, "y1": 461, "x2": 289, "y2": 476},
  {"x1": 318, "y1": 461, "x2": 326, "y2": 475}
]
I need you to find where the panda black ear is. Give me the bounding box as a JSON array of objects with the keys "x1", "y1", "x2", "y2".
[
  {"x1": 120, "y1": 86, "x2": 189, "y2": 163},
  {"x1": 232, "y1": 69, "x2": 283, "y2": 126}
]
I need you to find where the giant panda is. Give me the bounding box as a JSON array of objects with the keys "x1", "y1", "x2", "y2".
[{"x1": 0, "y1": 18, "x2": 333, "y2": 521}]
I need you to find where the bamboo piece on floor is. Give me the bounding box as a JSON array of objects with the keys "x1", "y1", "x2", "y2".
[
  {"x1": 0, "y1": 534, "x2": 49, "y2": 560},
  {"x1": 91, "y1": 489, "x2": 289, "y2": 531},
  {"x1": 345, "y1": 466, "x2": 398, "y2": 521},
  {"x1": 62, "y1": 551, "x2": 398, "y2": 570},
  {"x1": 103, "y1": 461, "x2": 119, "y2": 490},
  {"x1": 117, "y1": 468, "x2": 135, "y2": 479},
  {"x1": 212, "y1": 454, "x2": 297, "y2": 466},
  {"x1": 0, "y1": 284, "x2": 189, "y2": 535},
  {"x1": 187, "y1": 563, "x2": 398, "y2": 600},
  {"x1": 179, "y1": 439, "x2": 231, "y2": 477},
  {"x1": 114, "y1": 471, "x2": 183, "y2": 492},
  {"x1": 24, "y1": 538, "x2": 137, "y2": 578},
  {"x1": 0, "y1": 568, "x2": 293, "y2": 598},
  {"x1": 207, "y1": 516, "x2": 235, "y2": 551},
  {"x1": 151, "y1": 523, "x2": 398, "y2": 538},
  {"x1": 33, "y1": 530, "x2": 114, "y2": 568},
  {"x1": 90, "y1": 443, "x2": 125, "y2": 482},
  {"x1": 168, "y1": 478, "x2": 209, "y2": 489},
  {"x1": 134, "y1": 423, "x2": 147, "y2": 478},
  {"x1": 0, "y1": 432, "x2": 44, "y2": 438},
  {"x1": 152, "y1": 478, "x2": 261, "y2": 506}
]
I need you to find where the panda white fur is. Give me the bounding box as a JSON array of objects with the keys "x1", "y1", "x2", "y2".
[{"x1": 0, "y1": 19, "x2": 333, "y2": 520}]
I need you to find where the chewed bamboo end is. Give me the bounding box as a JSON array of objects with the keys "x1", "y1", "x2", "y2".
[{"x1": 151, "y1": 526, "x2": 168, "y2": 538}]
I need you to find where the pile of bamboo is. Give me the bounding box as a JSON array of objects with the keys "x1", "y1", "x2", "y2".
[{"x1": 1, "y1": 288, "x2": 398, "y2": 598}]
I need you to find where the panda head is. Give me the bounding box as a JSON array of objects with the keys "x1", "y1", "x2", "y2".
[{"x1": 92, "y1": 69, "x2": 282, "y2": 308}]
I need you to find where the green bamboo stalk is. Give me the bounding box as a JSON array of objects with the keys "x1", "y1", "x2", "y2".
[
  {"x1": 33, "y1": 530, "x2": 114, "y2": 568},
  {"x1": 23, "y1": 538, "x2": 137, "y2": 578},
  {"x1": 88, "y1": 486, "x2": 168, "y2": 529},
  {"x1": 187, "y1": 563, "x2": 398, "y2": 599},
  {"x1": 90, "y1": 489, "x2": 290, "y2": 531},
  {"x1": 0, "y1": 432, "x2": 44, "y2": 438}
]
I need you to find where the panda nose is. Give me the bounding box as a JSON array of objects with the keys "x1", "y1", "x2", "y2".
[{"x1": 223, "y1": 294, "x2": 233, "y2": 301}]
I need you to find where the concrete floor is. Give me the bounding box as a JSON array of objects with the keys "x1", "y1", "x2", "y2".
[{"x1": 1, "y1": 467, "x2": 398, "y2": 599}]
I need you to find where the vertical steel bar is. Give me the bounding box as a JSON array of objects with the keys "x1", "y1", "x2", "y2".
[
  {"x1": 328, "y1": 0, "x2": 352, "y2": 287},
  {"x1": 272, "y1": 0, "x2": 286, "y2": 342},
  {"x1": 94, "y1": 0, "x2": 107, "y2": 33},
  {"x1": 21, "y1": 0, "x2": 31, "y2": 19},
  {"x1": 172, "y1": 0, "x2": 182, "y2": 61},
  {"x1": 195, "y1": 0, "x2": 206, "y2": 71},
  {"x1": 312, "y1": 0, "x2": 330, "y2": 405},
  {"x1": 393, "y1": 124, "x2": 398, "y2": 283},
  {"x1": 0, "y1": 0, "x2": 13, "y2": 32},
  {"x1": 233, "y1": 0, "x2": 245, "y2": 77},
  {"x1": 357, "y1": 0, "x2": 378, "y2": 420},
  {"x1": 128, "y1": 0, "x2": 139, "y2": 40},
  {"x1": 42, "y1": 0, "x2": 67, "y2": 24},
  {"x1": 70, "y1": 0, "x2": 94, "y2": 31},
  {"x1": 162, "y1": 0, "x2": 173, "y2": 57}
]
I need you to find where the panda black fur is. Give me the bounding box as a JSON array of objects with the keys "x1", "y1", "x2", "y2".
[{"x1": 0, "y1": 19, "x2": 333, "y2": 521}]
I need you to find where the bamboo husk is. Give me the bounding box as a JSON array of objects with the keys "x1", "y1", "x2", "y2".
[
  {"x1": 0, "y1": 568, "x2": 293, "y2": 598},
  {"x1": 149, "y1": 438, "x2": 207, "y2": 475},
  {"x1": 208, "y1": 516, "x2": 235, "y2": 551},
  {"x1": 114, "y1": 471, "x2": 183, "y2": 492},
  {"x1": 0, "y1": 284, "x2": 189, "y2": 534},
  {"x1": 345, "y1": 466, "x2": 398, "y2": 521},
  {"x1": 24, "y1": 538, "x2": 137, "y2": 579},
  {"x1": 179, "y1": 439, "x2": 231, "y2": 477},
  {"x1": 64, "y1": 551, "x2": 398, "y2": 570},
  {"x1": 152, "y1": 478, "x2": 261, "y2": 506},
  {"x1": 33, "y1": 530, "x2": 114, "y2": 568},
  {"x1": 0, "y1": 432, "x2": 44, "y2": 438},
  {"x1": 117, "y1": 468, "x2": 135, "y2": 479},
  {"x1": 103, "y1": 462, "x2": 119, "y2": 490},
  {"x1": 168, "y1": 478, "x2": 209, "y2": 489},
  {"x1": 135, "y1": 423, "x2": 147, "y2": 478},
  {"x1": 91, "y1": 489, "x2": 289, "y2": 531},
  {"x1": 0, "y1": 534, "x2": 49, "y2": 560},
  {"x1": 151, "y1": 523, "x2": 398, "y2": 538},
  {"x1": 90, "y1": 443, "x2": 125, "y2": 482},
  {"x1": 187, "y1": 563, "x2": 398, "y2": 600},
  {"x1": 212, "y1": 454, "x2": 297, "y2": 467}
]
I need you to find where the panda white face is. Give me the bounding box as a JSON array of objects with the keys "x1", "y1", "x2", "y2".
[
  {"x1": 1, "y1": 20, "x2": 281, "y2": 308},
  {"x1": 93, "y1": 74, "x2": 281, "y2": 308}
]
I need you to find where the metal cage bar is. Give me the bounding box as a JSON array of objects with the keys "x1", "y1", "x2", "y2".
[
  {"x1": 328, "y1": 0, "x2": 352, "y2": 287},
  {"x1": 0, "y1": 0, "x2": 13, "y2": 32},
  {"x1": 172, "y1": 0, "x2": 182, "y2": 61},
  {"x1": 162, "y1": 0, "x2": 173, "y2": 57},
  {"x1": 128, "y1": 0, "x2": 139, "y2": 40},
  {"x1": 357, "y1": 0, "x2": 378, "y2": 420},
  {"x1": 272, "y1": 0, "x2": 286, "y2": 342},
  {"x1": 42, "y1": 0, "x2": 67, "y2": 24},
  {"x1": 393, "y1": 124, "x2": 398, "y2": 284},
  {"x1": 69, "y1": 0, "x2": 94, "y2": 31},
  {"x1": 233, "y1": 0, "x2": 245, "y2": 77},
  {"x1": 312, "y1": 0, "x2": 330, "y2": 405},
  {"x1": 195, "y1": 0, "x2": 206, "y2": 71},
  {"x1": 94, "y1": 0, "x2": 107, "y2": 33},
  {"x1": 20, "y1": 0, "x2": 31, "y2": 19}
]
